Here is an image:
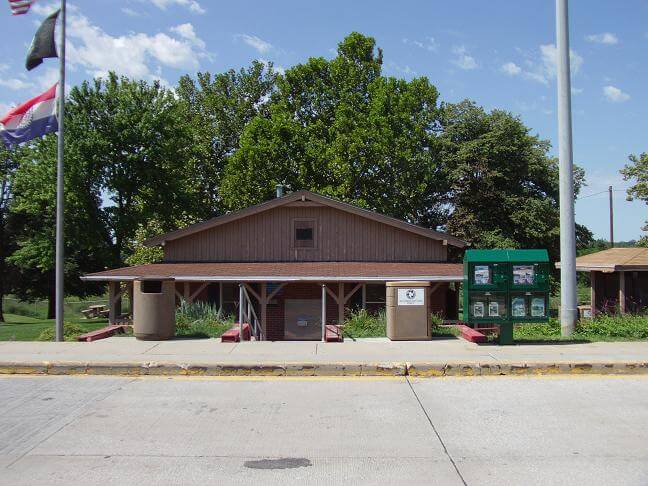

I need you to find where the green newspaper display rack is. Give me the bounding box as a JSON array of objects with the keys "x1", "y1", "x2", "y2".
[{"x1": 463, "y1": 249, "x2": 550, "y2": 344}]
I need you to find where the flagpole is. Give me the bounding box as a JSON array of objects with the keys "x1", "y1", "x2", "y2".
[{"x1": 55, "y1": 0, "x2": 66, "y2": 341}]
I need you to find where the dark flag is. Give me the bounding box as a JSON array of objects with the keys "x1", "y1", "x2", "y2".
[{"x1": 26, "y1": 9, "x2": 60, "y2": 71}]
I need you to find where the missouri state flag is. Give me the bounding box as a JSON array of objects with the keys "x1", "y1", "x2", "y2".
[{"x1": 0, "y1": 83, "x2": 58, "y2": 148}]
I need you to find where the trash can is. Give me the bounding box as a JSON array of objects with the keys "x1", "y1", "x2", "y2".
[
  {"x1": 133, "y1": 277, "x2": 176, "y2": 340},
  {"x1": 386, "y1": 281, "x2": 431, "y2": 340}
]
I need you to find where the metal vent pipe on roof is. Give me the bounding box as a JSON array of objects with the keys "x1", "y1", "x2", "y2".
[{"x1": 276, "y1": 184, "x2": 284, "y2": 198}]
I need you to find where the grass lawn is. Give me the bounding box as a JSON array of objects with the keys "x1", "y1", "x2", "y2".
[{"x1": 0, "y1": 314, "x2": 108, "y2": 341}]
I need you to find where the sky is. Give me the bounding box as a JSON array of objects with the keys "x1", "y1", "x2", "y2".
[{"x1": 0, "y1": 0, "x2": 646, "y2": 241}]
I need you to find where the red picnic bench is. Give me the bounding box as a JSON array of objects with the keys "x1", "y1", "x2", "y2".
[
  {"x1": 456, "y1": 324, "x2": 488, "y2": 344},
  {"x1": 77, "y1": 324, "x2": 131, "y2": 342},
  {"x1": 325, "y1": 324, "x2": 343, "y2": 342},
  {"x1": 221, "y1": 323, "x2": 251, "y2": 343}
]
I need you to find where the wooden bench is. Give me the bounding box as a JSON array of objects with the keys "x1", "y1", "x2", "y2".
[
  {"x1": 221, "y1": 323, "x2": 251, "y2": 343},
  {"x1": 456, "y1": 324, "x2": 488, "y2": 344},
  {"x1": 77, "y1": 324, "x2": 130, "y2": 342},
  {"x1": 325, "y1": 324, "x2": 343, "y2": 342}
]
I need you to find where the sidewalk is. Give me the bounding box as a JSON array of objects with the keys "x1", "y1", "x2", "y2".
[{"x1": 1, "y1": 337, "x2": 647, "y2": 376}]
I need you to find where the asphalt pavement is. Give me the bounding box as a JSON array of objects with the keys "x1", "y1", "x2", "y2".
[{"x1": 1, "y1": 375, "x2": 647, "y2": 485}]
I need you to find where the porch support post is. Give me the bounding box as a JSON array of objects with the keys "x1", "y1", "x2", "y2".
[
  {"x1": 590, "y1": 271, "x2": 596, "y2": 315},
  {"x1": 338, "y1": 282, "x2": 345, "y2": 325},
  {"x1": 260, "y1": 283, "x2": 267, "y2": 341},
  {"x1": 362, "y1": 284, "x2": 367, "y2": 310},
  {"x1": 183, "y1": 282, "x2": 190, "y2": 301},
  {"x1": 126, "y1": 282, "x2": 134, "y2": 316},
  {"x1": 219, "y1": 282, "x2": 223, "y2": 314},
  {"x1": 619, "y1": 271, "x2": 626, "y2": 315},
  {"x1": 239, "y1": 283, "x2": 244, "y2": 342},
  {"x1": 321, "y1": 284, "x2": 326, "y2": 342},
  {"x1": 108, "y1": 281, "x2": 121, "y2": 325}
]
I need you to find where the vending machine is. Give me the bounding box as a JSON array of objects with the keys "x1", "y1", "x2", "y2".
[{"x1": 463, "y1": 249, "x2": 550, "y2": 344}]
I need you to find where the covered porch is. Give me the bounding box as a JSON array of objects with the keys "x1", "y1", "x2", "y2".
[{"x1": 84, "y1": 262, "x2": 463, "y2": 341}]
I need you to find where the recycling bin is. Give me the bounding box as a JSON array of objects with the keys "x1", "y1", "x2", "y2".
[
  {"x1": 386, "y1": 281, "x2": 430, "y2": 340},
  {"x1": 133, "y1": 277, "x2": 176, "y2": 340}
]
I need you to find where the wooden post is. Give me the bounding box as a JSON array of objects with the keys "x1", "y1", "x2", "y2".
[
  {"x1": 619, "y1": 271, "x2": 626, "y2": 314},
  {"x1": 183, "y1": 282, "x2": 190, "y2": 301},
  {"x1": 362, "y1": 284, "x2": 367, "y2": 310},
  {"x1": 338, "y1": 282, "x2": 345, "y2": 325},
  {"x1": 590, "y1": 271, "x2": 596, "y2": 315},
  {"x1": 108, "y1": 281, "x2": 120, "y2": 325},
  {"x1": 321, "y1": 284, "x2": 326, "y2": 342},
  {"x1": 260, "y1": 283, "x2": 267, "y2": 341},
  {"x1": 219, "y1": 282, "x2": 223, "y2": 314}
]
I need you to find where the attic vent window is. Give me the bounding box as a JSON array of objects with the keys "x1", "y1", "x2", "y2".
[{"x1": 294, "y1": 219, "x2": 316, "y2": 248}]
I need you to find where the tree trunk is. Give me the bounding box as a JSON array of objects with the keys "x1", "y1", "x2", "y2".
[{"x1": 47, "y1": 276, "x2": 55, "y2": 319}]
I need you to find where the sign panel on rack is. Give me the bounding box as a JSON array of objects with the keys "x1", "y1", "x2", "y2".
[{"x1": 397, "y1": 288, "x2": 425, "y2": 306}]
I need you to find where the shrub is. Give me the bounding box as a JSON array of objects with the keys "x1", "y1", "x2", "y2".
[
  {"x1": 342, "y1": 309, "x2": 386, "y2": 338},
  {"x1": 38, "y1": 322, "x2": 88, "y2": 342},
  {"x1": 575, "y1": 313, "x2": 648, "y2": 340},
  {"x1": 175, "y1": 300, "x2": 234, "y2": 338}
]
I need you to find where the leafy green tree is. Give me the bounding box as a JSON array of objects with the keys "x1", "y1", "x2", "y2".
[
  {"x1": 222, "y1": 33, "x2": 447, "y2": 227},
  {"x1": 621, "y1": 152, "x2": 648, "y2": 246},
  {"x1": 0, "y1": 145, "x2": 20, "y2": 322},
  {"x1": 175, "y1": 61, "x2": 278, "y2": 217},
  {"x1": 438, "y1": 100, "x2": 587, "y2": 262},
  {"x1": 71, "y1": 73, "x2": 197, "y2": 262},
  {"x1": 8, "y1": 135, "x2": 110, "y2": 318}
]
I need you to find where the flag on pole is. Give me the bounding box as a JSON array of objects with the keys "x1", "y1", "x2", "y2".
[
  {"x1": 8, "y1": 0, "x2": 33, "y2": 15},
  {"x1": 26, "y1": 8, "x2": 59, "y2": 70},
  {"x1": 0, "y1": 83, "x2": 58, "y2": 148}
]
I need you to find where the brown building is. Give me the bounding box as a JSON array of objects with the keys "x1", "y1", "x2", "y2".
[{"x1": 84, "y1": 190, "x2": 467, "y2": 340}]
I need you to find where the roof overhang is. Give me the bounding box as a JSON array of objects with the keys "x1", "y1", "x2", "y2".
[{"x1": 82, "y1": 275, "x2": 463, "y2": 282}]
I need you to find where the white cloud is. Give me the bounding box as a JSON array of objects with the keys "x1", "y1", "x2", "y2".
[
  {"x1": 518, "y1": 44, "x2": 583, "y2": 85},
  {"x1": 571, "y1": 87, "x2": 583, "y2": 95},
  {"x1": 603, "y1": 85, "x2": 630, "y2": 102},
  {"x1": 387, "y1": 61, "x2": 417, "y2": 76},
  {"x1": 121, "y1": 7, "x2": 141, "y2": 17},
  {"x1": 0, "y1": 77, "x2": 33, "y2": 90},
  {"x1": 501, "y1": 62, "x2": 521, "y2": 76},
  {"x1": 259, "y1": 59, "x2": 285, "y2": 75},
  {"x1": 402, "y1": 37, "x2": 438, "y2": 52},
  {"x1": 147, "y1": 0, "x2": 205, "y2": 14},
  {"x1": 37, "y1": 67, "x2": 60, "y2": 91},
  {"x1": 170, "y1": 23, "x2": 205, "y2": 49},
  {"x1": 0, "y1": 101, "x2": 15, "y2": 115},
  {"x1": 451, "y1": 46, "x2": 477, "y2": 70},
  {"x1": 586, "y1": 32, "x2": 618, "y2": 45},
  {"x1": 236, "y1": 34, "x2": 273, "y2": 54},
  {"x1": 63, "y1": 12, "x2": 208, "y2": 81}
]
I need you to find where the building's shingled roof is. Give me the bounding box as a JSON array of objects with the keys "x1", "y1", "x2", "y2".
[
  {"x1": 144, "y1": 190, "x2": 467, "y2": 248},
  {"x1": 556, "y1": 247, "x2": 648, "y2": 272},
  {"x1": 83, "y1": 262, "x2": 463, "y2": 282}
]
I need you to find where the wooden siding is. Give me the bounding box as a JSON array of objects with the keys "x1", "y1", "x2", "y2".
[{"x1": 163, "y1": 205, "x2": 447, "y2": 263}]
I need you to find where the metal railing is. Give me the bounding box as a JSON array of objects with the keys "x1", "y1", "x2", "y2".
[{"x1": 238, "y1": 284, "x2": 263, "y2": 341}]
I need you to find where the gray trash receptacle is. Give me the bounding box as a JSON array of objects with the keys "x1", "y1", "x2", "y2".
[
  {"x1": 386, "y1": 281, "x2": 431, "y2": 340},
  {"x1": 133, "y1": 277, "x2": 176, "y2": 340}
]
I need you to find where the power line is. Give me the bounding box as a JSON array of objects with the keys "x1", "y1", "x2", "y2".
[{"x1": 577, "y1": 188, "x2": 628, "y2": 200}]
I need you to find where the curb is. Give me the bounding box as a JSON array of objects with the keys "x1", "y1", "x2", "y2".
[{"x1": 0, "y1": 361, "x2": 647, "y2": 377}]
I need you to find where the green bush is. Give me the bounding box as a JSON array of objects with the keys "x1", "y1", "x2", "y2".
[
  {"x1": 175, "y1": 300, "x2": 234, "y2": 338},
  {"x1": 342, "y1": 309, "x2": 386, "y2": 338},
  {"x1": 576, "y1": 314, "x2": 648, "y2": 340},
  {"x1": 38, "y1": 322, "x2": 88, "y2": 342}
]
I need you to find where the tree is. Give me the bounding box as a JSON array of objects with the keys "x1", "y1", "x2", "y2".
[
  {"x1": 222, "y1": 33, "x2": 448, "y2": 227},
  {"x1": 438, "y1": 100, "x2": 587, "y2": 262},
  {"x1": 175, "y1": 61, "x2": 278, "y2": 218},
  {"x1": 621, "y1": 152, "x2": 648, "y2": 246},
  {"x1": 8, "y1": 135, "x2": 110, "y2": 318},
  {"x1": 0, "y1": 145, "x2": 20, "y2": 322}
]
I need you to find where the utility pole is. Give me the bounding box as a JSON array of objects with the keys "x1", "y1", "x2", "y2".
[
  {"x1": 556, "y1": 0, "x2": 577, "y2": 336},
  {"x1": 55, "y1": 0, "x2": 66, "y2": 341},
  {"x1": 609, "y1": 185, "x2": 614, "y2": 248}
]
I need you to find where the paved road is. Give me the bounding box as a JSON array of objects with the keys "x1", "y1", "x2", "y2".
[{"x1": 1, "y1": 375, "x2": 647, "y2": 485}]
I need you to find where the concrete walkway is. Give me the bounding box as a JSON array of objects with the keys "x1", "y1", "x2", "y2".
[{"x1": 1, "y1": 337, "x2": 647, "y2": 376}]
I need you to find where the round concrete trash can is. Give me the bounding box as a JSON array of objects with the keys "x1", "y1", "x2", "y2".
[{"x1": 133, "y1": 277, "x2": 176, "y2": 340}]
